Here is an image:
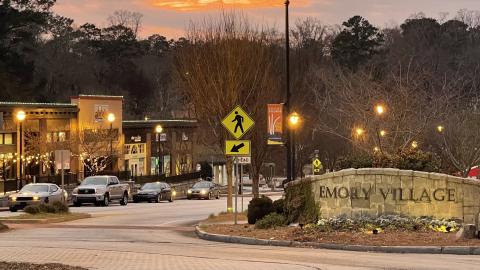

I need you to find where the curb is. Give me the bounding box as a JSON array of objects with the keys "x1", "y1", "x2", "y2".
[{"x1": 195, "y1": 226, "x2": 480, "y2": 255}]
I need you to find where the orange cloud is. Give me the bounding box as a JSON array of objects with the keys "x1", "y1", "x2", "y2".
[{"x1": 153, "y1": 0, "x2": 309, "y2": 11}]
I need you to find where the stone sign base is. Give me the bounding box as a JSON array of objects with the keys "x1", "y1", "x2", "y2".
[{"x1": 287, "y1": 168, "x2": 480, "y2": 226}]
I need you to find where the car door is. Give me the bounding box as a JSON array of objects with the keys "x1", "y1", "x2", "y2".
[
  {"x1": 109, "y1": 177, "x2": 120, "y2": 199},
  {"x1": 49, "y1": 185, "x2": 61, "y2": 203}
]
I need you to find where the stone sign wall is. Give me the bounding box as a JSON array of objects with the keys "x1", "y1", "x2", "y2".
[{"x1": 288, "y1": 168, "x2": 480, "y2": 225}]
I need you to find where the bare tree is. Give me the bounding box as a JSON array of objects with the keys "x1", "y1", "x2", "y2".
[
  {"x1": 107, "y1": 10, "x2": 143, "y2": 37},
  {"x1": 174, "y1": 12, "x2": 279, "y2": 203}
]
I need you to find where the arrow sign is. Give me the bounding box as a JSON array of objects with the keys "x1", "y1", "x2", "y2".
[
  {"x1": 231, "y1": 143, "x2": 245, "y2": 153},
  {"x1": 225, "y1": 140, "x2": 251, "y2": 156}
]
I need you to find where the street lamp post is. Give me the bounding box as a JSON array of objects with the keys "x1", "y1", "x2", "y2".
[
  {"x1": 288, "y1": 112, "x2": 300, "y2": 180},
  {"x1": 16, "y1": 111, "x2": 26, "y2": 184},
  {"x1": 107, "y1": 113, "x2": 115, "y2": 171},
  {"x1": 155, "y1": 124, "x2": 163, "y2": 176},
  {"x1": 285, "y1": 0, "x2": 292, "y2": 182}
]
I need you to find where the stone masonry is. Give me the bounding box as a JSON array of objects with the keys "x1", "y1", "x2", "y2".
[{"x1": 289, "y1": 168, "x2": 480, "y2": 226}]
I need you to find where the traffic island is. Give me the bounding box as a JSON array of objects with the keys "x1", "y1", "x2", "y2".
[
  {"x1": 0, "y1": 261, "x2": 87, "y2": 270},
  {"x1": 196, "y1": 224, "x2": 480, "y2": 255},
  {"x1": 0, "y1": 202, "x2": 90, "y2": 224}
]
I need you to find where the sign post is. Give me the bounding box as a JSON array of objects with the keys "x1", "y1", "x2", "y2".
[{"x1": 222, "y1": 105, "x2": 255, "y2": 216}]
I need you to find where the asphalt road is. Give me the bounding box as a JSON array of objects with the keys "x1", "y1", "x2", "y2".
[{"x1": 0, "y1": 197, "x2": 480, "y2": 270}]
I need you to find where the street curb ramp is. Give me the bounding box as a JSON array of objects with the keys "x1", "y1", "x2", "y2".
[{"x1": 195, "y1": 226, "x2": 480, "y2": 255}]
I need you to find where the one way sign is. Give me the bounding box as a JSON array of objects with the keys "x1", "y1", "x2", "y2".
[{"x1": 225, "y1": 140, "x2": 251, "y2": 156}]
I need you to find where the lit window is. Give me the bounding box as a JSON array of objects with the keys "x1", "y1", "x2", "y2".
[
  {"x1": 4, "y1": 134, "x2": 12, "y2": 145},
  {"x1": 58, "y1": 132, "x2": 66, "y2": 142},
  {"x1": 0, "y1": 135, "x2": 3, "y2": 145}
]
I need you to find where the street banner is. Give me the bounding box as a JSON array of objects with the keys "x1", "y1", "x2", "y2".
[{"x1": 267, "y1": 104, "x2": 284, "y2": 145}]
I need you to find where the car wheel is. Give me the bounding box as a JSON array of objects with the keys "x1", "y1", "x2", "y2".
[
  {"x1": 187, "y1": 196, "x2": 191, "y2": 200},
  {"x1": 102, "y1": 194, "x2": 110, "y2": 206},
  {"x1": 216, "y1": 191, "x2": 220, "y2": 199},
  {"x1": 9, "y1": 206, "x2": 17, "y2": 212},
  {"x1": 120, "y1": 193, "x2": 128, "y2": 206},
  {"x1": 74, "y1": 202, "x2": 82, "y2": 207},
  {"x1": 156, "y1": 194, "x2": 161, "y2": 203},
  {"x1": 207, "y1": 192, "x2": 212, "y2": 200},
  {"x1": 168, "y1": 195, "x2": 174, "y2": 202}
]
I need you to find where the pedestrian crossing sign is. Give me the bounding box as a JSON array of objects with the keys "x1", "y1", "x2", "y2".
[{"x1": 222, "y1": 105, "x2": 255, "y2": 139}]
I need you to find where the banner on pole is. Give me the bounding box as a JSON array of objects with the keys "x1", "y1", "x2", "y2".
[{"x1": 267, "y1": 104, "x2": 284, "y2": 145}]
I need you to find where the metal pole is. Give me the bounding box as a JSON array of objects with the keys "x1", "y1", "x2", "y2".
[
  {"x1": 292, "y1": 130, "x2": 296, "y2": 180},
  {"x1": 234, "y1": 158, "x2": 238, "y2": 225},
  {"x1": 110, "y1": 123, "x2": 113, "y2": 171},
  {"x1": 61, "y1": 151, "x2": 65, "y2": 192},
  {"x1": 285, "y1": 0, "x2": 292, "y2": 182},
  {"x1": 240, "y1": 164, "x2": 244, "y2": 213}
]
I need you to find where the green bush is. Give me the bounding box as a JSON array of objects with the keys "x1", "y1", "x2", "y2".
[
  {"x1": 284, "y1": 180, "x2": 318, "y2": 225},
  {"x1": 51, "y1": 201, "x2": 69, "y2": 213},
  {"x1": 255, "y1": 213, "x2": 286, "y2": 229},
  {"x1": 24, "y1": 205, "x2": 41, "y2": 215},
  {"x1": 23, "y1": 202, "x2": 69, "y2": 215},
  {"x1": 273, "y1": 198, "x2": 285, "y2": 214},
  {"x1": 247, "y1": 196, "x2": 274, "y2": 224}
]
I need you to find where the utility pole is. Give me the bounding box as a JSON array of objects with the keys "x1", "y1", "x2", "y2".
[{"x1": 285, "y1": 0, "x2": 292, "y2": 182}]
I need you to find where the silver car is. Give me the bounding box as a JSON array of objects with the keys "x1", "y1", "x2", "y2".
[{"x1": 9, "y1": 183, "x2": 67, "y2": 212}]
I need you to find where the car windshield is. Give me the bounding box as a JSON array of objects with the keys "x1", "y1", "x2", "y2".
[
  {"x1": 81, "y1": 177, "x2": 108, "y2": 186},
  {"x1": 21, "y1": 185, "x2": 49, "y2": 193},
  {"x1": 142, "y1": 183, "x2": 162, "y2": 190},
  {"x1": 193, "y1": 182, "x2": 211, "y2": 188}
]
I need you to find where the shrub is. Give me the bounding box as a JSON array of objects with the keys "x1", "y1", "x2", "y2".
[
  {"x1": 284, "y1": 181, "x2": 318, "y2": 225},
  {"x1": 51, "y1": 201, "x2": 69, "y2": 213},
  {"x1": 273, "y1": 198, "x2": 285, "y2": 214},
  {"x1": 0, "y1": 222, "x2": 8, "y2": 231},
  {"x1": 24, "y1": 205, "x2": 41, "y2": 215},
  {"x1": 24, "y1": 202, "x2": 69, "y2": 215},
  {"x1": 247, "y1": 196, "x2": 274, "y2": 224},
  {"x1": 255, "y1": 213, "x2": 286, "y2": 229}
]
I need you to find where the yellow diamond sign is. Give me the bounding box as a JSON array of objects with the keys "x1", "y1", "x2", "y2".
[
  {"x1": 222, "y1": 106, "x2": 255, "y2": 139},
  {"x1": 225, "y1": 140, "x2": 251, "y2": 156}
]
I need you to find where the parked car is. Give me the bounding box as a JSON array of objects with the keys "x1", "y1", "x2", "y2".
[
  {"x1": 133, "y1": 182, "x2": 175, "y2": 203},
  {"x1": 187, "y1": 181, "x2": 220, "y2": 200},
  {"x1": 8, "y1": 183, "x2": 67, "y2": 212},
  {"x1": 72, "y1": 176, "x2": 130, "y2": 207}
]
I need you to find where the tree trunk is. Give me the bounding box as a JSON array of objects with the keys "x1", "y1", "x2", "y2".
[
  {"x1": 225, "y1": 156, "x2": 233, "y2": 212},
  {"x1": 252, "y1": 175, "x2": 259, "y2": 198}
]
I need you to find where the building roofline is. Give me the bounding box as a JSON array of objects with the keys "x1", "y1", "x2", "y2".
[
  {"x1": 71, "y1": 95, "x2": 124, "y2": 100},
  {"x1": 123, "y1": 119, "x2": 199, "y2": 128},
  {"x1": 0, "y1": 101, "x2": 77, "y2": 108}
]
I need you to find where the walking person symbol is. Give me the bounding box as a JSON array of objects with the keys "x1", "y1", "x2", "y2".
[{"x1": 232, "y1": 111, "x2": 244, "y2": 134}]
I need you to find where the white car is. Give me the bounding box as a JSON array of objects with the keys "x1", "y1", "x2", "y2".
[{"x1": 9, "y1": 183, "x2": 67, "y2": 212}]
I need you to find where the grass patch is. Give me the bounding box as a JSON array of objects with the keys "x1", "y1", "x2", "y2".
[{"x1": 205, "y1": 211, "x2": 247, "y2": 224}]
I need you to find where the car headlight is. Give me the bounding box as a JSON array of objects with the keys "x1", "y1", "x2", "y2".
[
  {"x1": 72, "y1": 188, "x2": 78, "y2": 195},
  {"x1": 172, "y1": 190, "x2": 177, "y2": 196},
  {"x1": 33, "y1": 196, "x2": 40, "y2": 201},
  {"x1": 187, "y1": 189, "x2": 192, "y2": 194},
  {"x1": 10, "y1": 196, "x2": 16, "y2": 202},
  {"x1": 200, "y1": 190, "x2": 207, "y2": 195}
]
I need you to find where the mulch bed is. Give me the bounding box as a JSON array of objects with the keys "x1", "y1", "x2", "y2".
[
  {"x1": 0, "y1": 262, "x2": 87, "y2": 270},
  {"x1": 204, "y1": 224, "x2": 480, "y2": 247}
]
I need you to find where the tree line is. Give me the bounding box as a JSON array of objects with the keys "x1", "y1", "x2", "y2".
[{"x1": 2, "y1": 0, "x2": 480, "y2": 185}]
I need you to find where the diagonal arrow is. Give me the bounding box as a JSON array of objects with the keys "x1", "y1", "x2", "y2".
[{"x1": 230, "y1": 143, "x2": 245, "y2": 153}]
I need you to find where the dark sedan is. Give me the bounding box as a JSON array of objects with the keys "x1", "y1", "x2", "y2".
[
  {"x1": 187, "y1": 181, "x2": 220, "y2": 200},
  {"x1": 133, "y1": 182, "x2": 175, "y2": 203}
]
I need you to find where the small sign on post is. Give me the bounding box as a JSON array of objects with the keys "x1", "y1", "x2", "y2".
[
  {"x1": 312, "y1": 158, "x2": 322, "y2": 175},
  {"x1": 222, "y1": 106, "x2": 255, "y2": 139}
]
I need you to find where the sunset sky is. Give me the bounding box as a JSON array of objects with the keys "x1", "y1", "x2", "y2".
[{"x1": 53, "y1": 0, "x2": 480, "y2": 39}]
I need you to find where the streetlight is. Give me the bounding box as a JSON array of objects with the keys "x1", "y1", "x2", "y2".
[
  {"x1": 411, "y1": 141, "x2": 418, "y2": 149},
  {"x1": 16, "y1": 111, "x2": 26, "y2": 182},
  {"x1": 288, "y1": 112, "x2": 300, "y2": 181},
  {"x1": 355, "y1": 128, "x2": 365, "y2": 137},
  {"x1": 379, "y1": 130, "x2": 387, "y2": 137},
  {"x1": 107, "y1": 113, "x2": 115, "y2": 171},
  {"x1": 437, "y1": 125, "x2": 444, "y2": 133},
  {"x1": 375, "y1": 104, "x2": 385, "y2": 115},
  {"x1": 155, "y1": 124, "x2": 163, "y2": 176},
  {"x1": 285, "y1": 0, "x2": 292, "y2": 182}
]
